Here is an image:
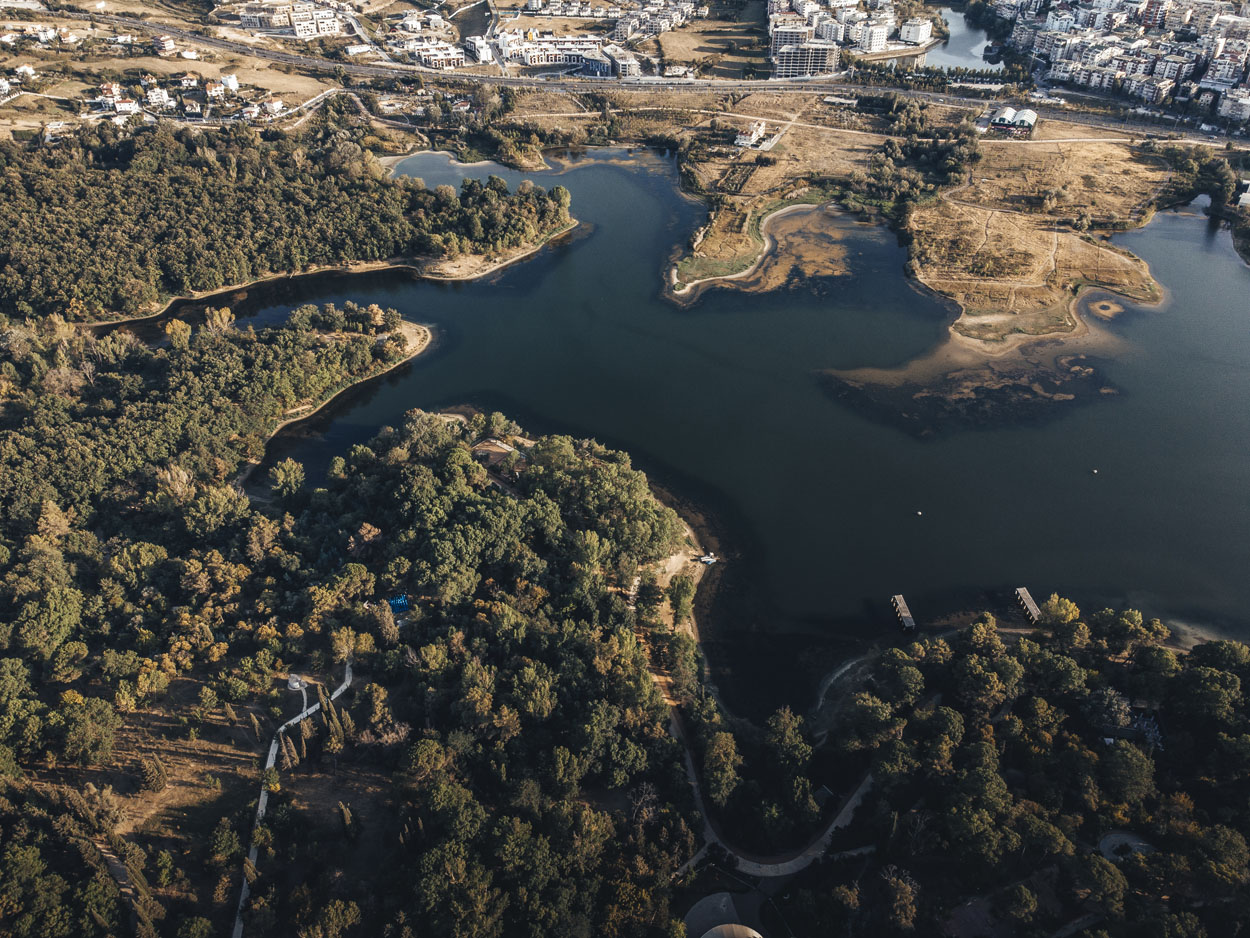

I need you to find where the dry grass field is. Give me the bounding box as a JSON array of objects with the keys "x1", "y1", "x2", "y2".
[
  {"x1": 643, "y1": 2, "x2": 769, "y2": 79},
  {"x1": 498, "y1": 88, "x2": 1177, "y2": 345},
  {"x1": 907, "y1": 138, "x2": 1171, "y2": 342}
]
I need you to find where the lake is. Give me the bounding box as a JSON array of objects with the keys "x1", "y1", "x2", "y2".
[
  {"x1": 234, "y1": 149, "x2": 1249, "y2": 717},
  {"x1": 914, "y1": 6, "x2": 1004, "y2": 72}
]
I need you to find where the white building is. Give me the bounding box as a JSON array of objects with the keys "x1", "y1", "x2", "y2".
[
  {"x1": 859, "y1": 23, "x2": 888, "y2": 52},
  {"x1": 145, "y1": 87, "x2": 173, "y2": 108},
  {"x1": 605, "y1": 43, "x2": 641, "y2": 76},
  {"x1": 816, "y1": 19, "x2": 846, "y2": 41},
  {"x1": 1218, "y1": 86, "x2": 1250, "y2": 117},
  {"x1": 241, "y1": 3, "x2": 291, "y2": 28},
  {"x1": 769, "y1": 16, "x2": 814, "y2": 59},
  {"x1": 900, "y1": 17, "x2": 933, "y2": 43},
  {"x1": 774, "y1": 39, "x2": 839, "y2": 77},
  {"x1": 409, "y1": 39, "x2": 466, "y2": 68},
  {"x1": 221, "y1": 73, "x2": 240, "y2": 92},
  {"x1": 735, "y1": 120, "x2": 766, "y2": 146},
  {"x1": 464, "y1": 36, "x2": 493, "y2": 61}
]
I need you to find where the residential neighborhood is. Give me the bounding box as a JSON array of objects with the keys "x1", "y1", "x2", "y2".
[{"x1": 989, "y1": 0, "x2": 1250, "y2": 120}]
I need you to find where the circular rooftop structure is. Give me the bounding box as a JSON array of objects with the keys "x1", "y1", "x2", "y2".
[{"x1": 700, "y1": 926, "x2": 764, "y2": 938}]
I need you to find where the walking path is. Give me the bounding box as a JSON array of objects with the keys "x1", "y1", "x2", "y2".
[
  {"x1": 670, "y1": 705, "x2": 874, "y2": 879},
  {"x1": 230, "y1": 659, "x2": 353, "y2": 938}
]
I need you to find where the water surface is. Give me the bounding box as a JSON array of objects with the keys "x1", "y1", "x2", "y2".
[
  {"x1": 240, "y1": 151, "x2": 1249, "y2": 715},
  {"x1": 917, "y1": 6, "x2": 1004, "y2": 72}
]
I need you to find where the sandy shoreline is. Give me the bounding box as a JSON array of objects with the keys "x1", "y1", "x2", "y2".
[
  {"x1": 378, "y1": 148, "x2": 552, "y2": 174},
  {"x1": 75, "y1": 222, "x2": 579, "y2": 332}
]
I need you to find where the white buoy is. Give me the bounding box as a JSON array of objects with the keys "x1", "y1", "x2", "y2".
[
  {"x1": 916, "y1": 510, "x2": 923, "y2": 516},
  {"x1": 1092, "y1": 469, "x2": 1099, "y2": 475}
]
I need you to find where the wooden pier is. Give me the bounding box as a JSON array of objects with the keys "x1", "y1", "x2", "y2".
[
  {"x1": 1015, "y1": 587, "x2": 1041, "y2": 625},
  {"x1": 891, "y1": 594, "x2": 917, "y2": 632}
]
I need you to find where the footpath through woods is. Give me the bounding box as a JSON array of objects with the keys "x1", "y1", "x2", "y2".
[
  {"x1": 231, "y1": 660, "x2": 353, "y2": 938},
  {"x1": 645, "y1": 536, "x2": 875, "y2": 880}
]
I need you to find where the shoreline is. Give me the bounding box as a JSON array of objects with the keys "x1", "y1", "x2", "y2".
[
  {"x1": 379, "y1": 147, "x2": 552, "y2": 175},
  {"x1": 666, "y1": 201, "x2": 830, "y2": 306},
  {"x1": 76, "y1": 222, "x2": 580, "y2": 332},
  {"x1": 233, "y1": 320, "x2": 433, "y2": 491}
]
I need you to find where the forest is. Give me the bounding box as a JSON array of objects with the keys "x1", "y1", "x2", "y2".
[
  {"x1": 764, "y1": 601, "x2": 1250, "y2": 937},
  {"x1": 0, "y1": 296, "x2": 697, "y2": 936},
  {"x1": 5, "y1": 296, "x2": 1247, "y2": 938},
  {"x1": 0, "y1": 116, "x2": 570, "y2": 321}
]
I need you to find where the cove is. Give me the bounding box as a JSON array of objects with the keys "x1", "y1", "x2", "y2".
[
  {"x1": 228, "y1": 149, "x2": 1248, "y2": 718},
  {"x1": 923, "y1": 6, "x2": 1004, "y2": 71}
]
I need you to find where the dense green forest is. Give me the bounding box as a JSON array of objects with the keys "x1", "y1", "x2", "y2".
[
  {"x1": 0, "y1": 298, "x2": 697, "y2": 935},
  {"x1": 771, "y1": 601, "x2": 1250, "y2": 937},
  {"x1": 0, "y1": 117, "x2": 570, "y2": 321}
]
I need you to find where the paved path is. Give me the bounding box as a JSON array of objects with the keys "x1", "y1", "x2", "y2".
[
  {"x1": 231, "y1": 659, "x2": 353, "y2": 938},
  {"x1": 667, "y1": 703, "x2": 875, "y2": 879}
]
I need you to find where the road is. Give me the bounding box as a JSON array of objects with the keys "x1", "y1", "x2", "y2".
[
  {"x1": 47, "y1": 10, "x2": 1247, "y2": 150},
  {"x1": 231, "y1": 658, "x2": 354, "y2": 938}
]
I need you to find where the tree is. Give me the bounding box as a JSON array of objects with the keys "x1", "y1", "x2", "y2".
[
  {"x1": 703, "y1": 731, "x2": 741, "y2": 808},
  {"x1": 176, "y1": 918, "x2": 214, "y2": 938},
  {"x1": 1171, "y1": 666, "x2": 1242, "y2": 722},
  {"x1": 998, "y1": 883, "x2": 1037, "y2": 924},
  {"x1": 60, "y1": 695, "x2": 122, "y2": 765},
  {"x1": 765, "y1": 706, "x2": 812, "y2": 777},
  {"x1": 269, "y1": 458, "x2": 306, "y2": 501},
  {"x1": 882, "y1": 871, "x2": 918, "y2": 930},
  {"x1": 1041, "y1": 593, "x2": 1081, "y2": 626},
  {"x1": 667, "y1": 574, "x2": 696, "y2": 624},
  {"x1": 1100, "y1": 741, "x2": 1154, "y2": 803},
  {"x1": 1083, "y1": 685, "x2": 1131, "y2": 728},
  {"x1": 1070, "y1": 854, "x2": 1127, "y2": 917},
  {"x1": 300, "y1": 900, "x2": 361, "y2": 938},
  {"x1": 141, "y1": 755, "x2": 169, "y2": 792},
  {"x1": 166, "y1": 319, "x2": 192, "y2": 350}
]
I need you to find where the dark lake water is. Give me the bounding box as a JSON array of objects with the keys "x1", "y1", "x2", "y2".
[
  {"x1": 916, "y1": 6, "x2": 1003, "y2": 72},
  {"x1": 230, "y1": 149, "x2": 1249, "y2": 716}
]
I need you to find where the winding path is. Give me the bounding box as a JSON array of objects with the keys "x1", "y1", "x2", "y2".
[{"x1": 230, "y1": 659, "x2": 353, "y2": 938}]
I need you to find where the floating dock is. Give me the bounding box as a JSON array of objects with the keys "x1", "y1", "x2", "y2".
[
  {"x1": 1016, "y1": 587, "x2": 1041, "y2": 625},
  {"x1": 891, "y1": 594, "x2": 916, "y2": 632}
]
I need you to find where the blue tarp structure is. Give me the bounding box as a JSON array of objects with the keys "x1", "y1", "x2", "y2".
[{"x1": 387, "y1": 595, "x2": 410, "y2": 614}]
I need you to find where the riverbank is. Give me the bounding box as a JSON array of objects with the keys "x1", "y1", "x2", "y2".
[
  {"x1": 378, "y1": 147, "x2": 551, "y2": 175},
  {"x1": 234, "y1": 320, "x2": 432, "y2": 492},
  {"x1": 77, "y1": 222, "x2": 580, "y2": 332}
]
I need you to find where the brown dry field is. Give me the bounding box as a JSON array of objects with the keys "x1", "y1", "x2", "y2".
[
  {"x1": 0, "y1": 43, "x2": 336, "y2": 98},
  {"x1": 504, "y1": 13, "x2": 610, "y2": 37},
  {"x1": 359, "y1": 0, "x2": 423, "y2": 14},
  {"x1": 965, "y1": 139, "x2": 1170, "y2": 218},
  {"x1": 909, "y1": 198, "x2": 1158, "y2": 342},
  {"x1": 644, "y1": 4, "x2": 768, "y2": 79},
  {"x1": 507, "y1": 88, "x2": 590, "y2": 116},
  {"x1": 499, "y1": 90, "x2": 1175, "y2": 337},
  {"x1": 1024, "y1": 115, "x2": 1135, "y2": 141},
  {"x1": 110, "y1": 701, "x2": 262, "y2": 842},
  {"x1": 905, "y1": 138, "x2": 1171, "y2": 342}
]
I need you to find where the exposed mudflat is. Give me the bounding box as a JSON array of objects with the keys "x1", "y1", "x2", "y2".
[{"x1": 824, "y1": 350, "x2": 1119, "y2": 437}]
